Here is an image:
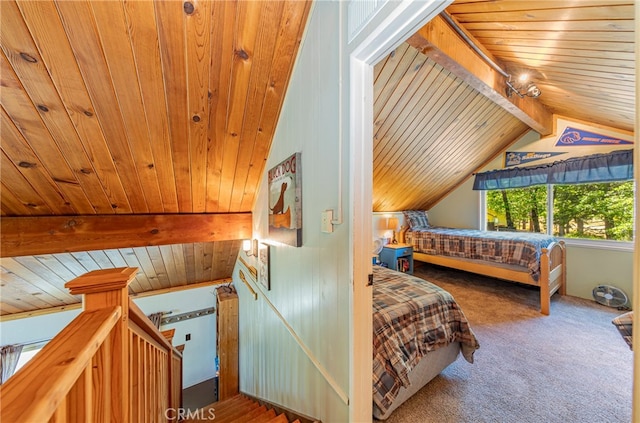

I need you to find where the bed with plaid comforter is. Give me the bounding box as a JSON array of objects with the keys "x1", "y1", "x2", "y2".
[
  {"x1": 405, "y1": 227, "x2": 559, "y2": 281},
  {"x1": 373, "y1": 265, "x2": 479, "y2": 416}
]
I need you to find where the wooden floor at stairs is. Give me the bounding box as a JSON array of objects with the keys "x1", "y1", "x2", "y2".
[{"x1": 185, "y1": 394, "x2": 301, "y2": 423}]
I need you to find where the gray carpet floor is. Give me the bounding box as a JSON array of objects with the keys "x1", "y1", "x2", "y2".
[{"x1": 379, "y1": 262, "x2": 633, "y2": 423}]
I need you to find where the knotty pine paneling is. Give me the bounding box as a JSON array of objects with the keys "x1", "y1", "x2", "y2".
[
  {"x1": 16, "y1": 1, "x2": 135, "y2": 214},
  {"x1": 228, "y1": 1, "x2": 283, "y2": 212},
  {"x1": 1, "y1": 0, "x2": 309, "y2": 216}
]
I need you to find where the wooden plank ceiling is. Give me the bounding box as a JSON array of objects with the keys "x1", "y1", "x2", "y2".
[
  {"x1": 0, "y1": 0, "x2": 310, "y2": 216},
  {"x1": 0, "y1": 241, "x2": 241, "y2": 316},
  {"x1": 0, "y1": 0, "x2": 311, "y2": 316},
  {"x1": 373, "y1": 0, "x2": 635, "y2": 212}
]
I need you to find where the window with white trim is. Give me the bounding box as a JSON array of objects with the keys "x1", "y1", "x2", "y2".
[
  {"x1": 484, "y1": 180, "x2": 634, "y2": 242},
  {"x1": 477, "y1": 149, "x2": 634, "y2": 242}
]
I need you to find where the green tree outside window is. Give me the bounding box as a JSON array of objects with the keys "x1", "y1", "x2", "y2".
[{"x1": 486, "y1": 181, "x2": 634, "y2": 241}]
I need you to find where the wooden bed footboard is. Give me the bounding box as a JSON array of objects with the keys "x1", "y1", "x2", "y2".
[
  {"x1": 539, "y1": 240, "x2": 567, "y2": 315},
  {"x1": 413, "y1": 240, "x2": 566, "y2": 315}
]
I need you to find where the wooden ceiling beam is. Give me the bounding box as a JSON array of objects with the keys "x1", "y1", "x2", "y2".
[
  {"x1": 407, "y1": 13, "x2": 554, "y2": 136},
  {"x1": 0, "y1": 213, "x2": 252, "y2": 257}
]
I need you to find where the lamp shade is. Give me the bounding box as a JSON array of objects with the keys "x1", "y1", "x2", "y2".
[{"x1": 387, "y1": 217, "x2": 399, "y2": 230}]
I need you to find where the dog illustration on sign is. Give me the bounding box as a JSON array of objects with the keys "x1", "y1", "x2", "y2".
[
  {"x1": 269, "y1": 181, "x2": 291, "y2": 228},
  {"x1": 270, "y1": 182, "x2": 287, "y2": 214}
]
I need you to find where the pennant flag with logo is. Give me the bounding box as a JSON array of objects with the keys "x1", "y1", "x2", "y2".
[
  {"x1": 556, "y1": 127, "x2": 632, "y2": 146},
  {"x1": 505, "y1": 151, "x2": 566, "y2": 167}
]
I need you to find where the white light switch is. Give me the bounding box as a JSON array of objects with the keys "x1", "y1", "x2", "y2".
[{"x1": 321, "y1": 210, "x2": 334, "y2": 233}]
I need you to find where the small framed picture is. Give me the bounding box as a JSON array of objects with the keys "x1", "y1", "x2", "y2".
[{"x1": 258, "y1": 243, "x2": 270, "y2": 290}]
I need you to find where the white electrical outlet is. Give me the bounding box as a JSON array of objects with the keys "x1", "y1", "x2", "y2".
[{"x1": 321, "y1": 210, "x2": 334, "y2": 233}]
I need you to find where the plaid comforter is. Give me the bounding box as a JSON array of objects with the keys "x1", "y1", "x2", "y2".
[
  {"x1": 373, "y1": 266, "x2": 479, "y2": 415},
  {"x1": 612, "y1": 311, "x2": 633, "y2": 350},
  {"x1": 406, "y1": 227, "x2": 559, "y2": 281}
]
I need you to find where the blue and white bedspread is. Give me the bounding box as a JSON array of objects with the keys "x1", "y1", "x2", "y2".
[{"x1": 406, "y1": 227, "x2": 559, "y2": 281}]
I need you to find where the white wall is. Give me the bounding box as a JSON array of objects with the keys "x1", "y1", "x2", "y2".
[
  {"x1": 428, "y1": 121, "x2": 635, "y2": 303},
  {"x1": 566, "y1": 246, "x2": 634, "y2": 302},
  {"x1": 0, "y1": 308, "x2": 80, "y2": 346},
  {"x1": 427, "y1": 177, "x2": 480, "y2": 229},
  {"x1": 0, "y1": 285, "x2": 219, "y2": 389}
]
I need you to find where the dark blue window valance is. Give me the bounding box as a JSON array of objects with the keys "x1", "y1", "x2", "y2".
[{"x1": 473, "y1": 149, "x2": 634, "y2": 190}]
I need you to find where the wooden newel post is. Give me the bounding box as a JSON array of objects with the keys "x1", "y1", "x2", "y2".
[{"x1": 65, "y1": 267, "x2": 137, "y2": 423}]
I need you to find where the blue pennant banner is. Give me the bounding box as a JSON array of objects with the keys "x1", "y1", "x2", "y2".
[
  {"x1": 505, "y1": 151, "x2": 566, "y2": 167},
  {"x1": 556, "y1": 127, "x2": 633, "y2": 146}
]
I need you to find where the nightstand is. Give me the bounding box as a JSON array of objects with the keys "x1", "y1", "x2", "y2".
[{"x1": 379, "y1": 244, "x2": 413, "y2": 274}]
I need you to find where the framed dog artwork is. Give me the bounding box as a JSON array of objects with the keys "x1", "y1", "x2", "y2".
[{"x1": 267, "y1": 152, "x2": 302, "y2": 247}]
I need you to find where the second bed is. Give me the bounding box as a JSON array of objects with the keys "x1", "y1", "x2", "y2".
[{"x1": 403, "y1": 224, "x2": 566, "y2": 315}]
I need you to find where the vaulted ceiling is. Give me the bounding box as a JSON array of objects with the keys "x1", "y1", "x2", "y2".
[
  {"x1": 373, "y1": 0, "x2": 634, "y2": 212},
  {"x1": 0, "y1": 0, "x2": 635, "y2": 317}
]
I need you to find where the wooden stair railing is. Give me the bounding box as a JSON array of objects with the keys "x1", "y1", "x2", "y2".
[
  {"x1": 0, "y1": 267, "x2": 183, "y2": 423},
  {"x1": 128, "y1": 298, "x2": 184, "y2": 421}
]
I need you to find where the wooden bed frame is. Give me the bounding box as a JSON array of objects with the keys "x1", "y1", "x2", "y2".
[{"x1": 411, "y1": 240, "x2": 566, "y2": 315}]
